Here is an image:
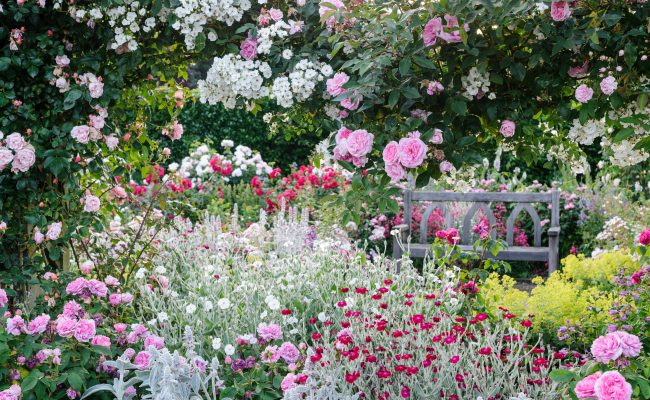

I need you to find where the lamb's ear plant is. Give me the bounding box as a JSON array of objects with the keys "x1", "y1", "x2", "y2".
[{"x1": 82, "y1": 358, "x2": 142, "y2": 400}]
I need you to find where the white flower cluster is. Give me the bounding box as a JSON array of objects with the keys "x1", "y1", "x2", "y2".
[
  {"x1": 257, "y1": 21, "x2": 292, "y2": 54},
  {"x1": 172, "y1": 142, "x2": 271, "y2": 181},
  {"x1": 198, "y1": 54, "x2": 272, "y2": 109},
  {"x1": 172, "y1": 0, "x2": 252, "y2": 49},
  {"x1": 595, "y1": 216, "x2": 629, "y2": 242},
  {"x1": 601, "y1": 137, "x2": 649, "y2": 167},
  {"x1": 271, "y1": 59, "x2": 333, "y2": 108},
  {"x1": 73, "y1": 0, "x2": 251, "y2": 51},
  {"x1": 230, "y1": 144, "x2": 272, "y2": 178},
  {"x1": 175, "y1": 144, "x2": 214, "y2": 178},
  {"x1": 567, "y1": 118, "x2": 606, "y2": 145},
  {"x1": 461, "y1": 67, "x2": 494, "y2": 100}
]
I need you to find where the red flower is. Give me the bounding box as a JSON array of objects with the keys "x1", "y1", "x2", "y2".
[
  {"x1": 411, "y1": 314, "x2": 425, "y2": 324},
  {"x1": 401, "y1": 386, "x2": 411, "y2": 398},
  {"x1": 449, "y1": 355, "x2": 460, "y2": 363},
  {"x1": 639, "y1": 228, "x2": 650, "y2": 245},
  {"x1": 479, "y1": 347, "x2": 492, "y2": 355},
  {"x1": 281, "y1": 309, "x2": 292, "y2": 315},
  {"x1": 355, "y1": 287, "x2": 368, "y2": 295},
  {"x1": 345, "y1": 371, "x2": 360, "y2": 383},
  {"x1": 520, "y1": 319, "x2": 532, "y2": 328}
]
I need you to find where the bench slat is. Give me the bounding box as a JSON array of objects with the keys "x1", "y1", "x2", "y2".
[
  {"x1": 410, "y1": 191, "x2": 553, "y2": 203},
  {"x1": 408, "y1": 244, "x2": 549, "y2": 261}
]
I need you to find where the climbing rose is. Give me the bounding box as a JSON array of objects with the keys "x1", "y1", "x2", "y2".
[
  {"x1": 430, "y1": 129, "x2": 444, "y2": 144},
  {"x1": 550, "y1": 1, "x2": 571, "y2": 21},
  {"x1": 640, "y1": 228, "x2": 650, "y2": 245},
  {"x1": 423, "y1": 17, "x2": 442, "y2": 46},
  {"x1": 382, "y1": 141, "x2": 400, "y2": 165},
  {"x1": 11, "y1": 144, "x2": 35, "y2": 173},
  {"x1": 440, "y1": 161, "x2": 453, "y2": 173},
  {"x1": 34, "y1": 227, "x2": 45, "y2": 244},
  {"x1": 575, "y1": 84, "x2": 594, "y2": 103},
  {"x1": 600, "y1": 76, "x2": 618, "y2": 95},
  {"x1": 55, "y1": 55, "x2": 70, "y2": 67},
  {"x1": 346, "y1": 130, "x2": 374, "y2": 158},
  {"x1": 0, "y1": 289, "x2": 8, "y2": 308},
  {"x1": 27, "y1": 314, "x2": 51, "y2": 335},
  {"x1": 500, "y1": 120, "x2": 516, "y2": 137},
  {"x1": 71, "y1": 125, "x2": 90, "y2": 144},
  {"x1": 398, "y1": 136, "x2": 428, "y2": 168},
  {"x1": 591, "y1": 333, "x2": 623, "y2": 363},
  {"x1": 0, "y1": 148, "x2": 13, "y2": 170},
  {"x1": 575, "y1": 372, "x2": 601, "y2": 399},
  {"x1": 385, "y1": 162, "x2": 406, "y2": 182},
  {"x1": 83, "y1": 194, "x2": 101, "y2": 212},
  {"x1": 326, "y1": 72, "x2": 349, "y2": 97},
  {"x1": 46, "y1": 222, "x2": 62, "y2": 241},
  {"x1": 341, "y1": 96, "x2": 361, "y2": 110},
  {"x1": 611, "y1": 331, "x2": 642, "y2": 358},
  {"x1": 5, "y1": 133, "x2": 25, "y2": 150},
  {"x1": 74, "y1": 318, "x2": 96, "y2": 342},
  {"x1": 319, "y1": 0, "x2": 344, "y2": 16},
  {"x1": 240, "y1": 37, "x2": 258, "y2": 60},
  {"x1": 593, "y1": 371, "x2": 632, "y2": 400}
]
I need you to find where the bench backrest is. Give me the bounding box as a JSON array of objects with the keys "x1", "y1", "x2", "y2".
[{"x1": 403, "y1": 190, "x2": 560, "y2": 246}]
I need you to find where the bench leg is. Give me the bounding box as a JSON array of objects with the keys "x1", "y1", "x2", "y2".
[
  {"x1": 393, "y1": 234, "x2": 403, "y2": 273},
  {"x1": 548, "y1": 235, "x2": 559, "y2": 275}
]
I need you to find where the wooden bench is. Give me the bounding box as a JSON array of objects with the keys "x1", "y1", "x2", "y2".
[{"x1": 392, "y1": 190, "x2": 561, "y2": 274}]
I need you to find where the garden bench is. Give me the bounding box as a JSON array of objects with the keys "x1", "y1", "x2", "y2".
[{"x1": 392, "y1": 190, "x2": 561, "y2": 274}]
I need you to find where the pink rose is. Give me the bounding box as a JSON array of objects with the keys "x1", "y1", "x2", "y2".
[
  {"x1": 134, "y1": 351, "x2": 150, "y2": 370},
  {"x1": 575, "y1": 84, "x2": 594, "y2": 103},
  {"x1": 6, "y1": 315, "x2": 25, "y2": 335},
  {"x1": 0, "y1": 148, "x2": 14, "y2": 171},
  {"x1": 280, "y1": 373, "x2": 298, "y2": 392},
  {"x1": 382, "y1": 141, "x2": 400, "y2": 164},
  {"x1": 319, "y1": 0, "x2": 344, "y2": 16},
  {"x1": 88, "y1": 80, "x2": 104, "y2": 99},
  {"x1": 568, "y1": 61, "x2": 589, "y2": 78},
  {"x1": 104, "y1": 276, "x2": 120, "y2": 287},
  {"x1": 170, "y1": 121, "x2": 183, "y2": 140},
  {"x1": 80, "y1": 260, "x2": 94, "y2": 274},
  {"x1": 423, "y1": 17, "x2": 442, "y2": 46},
  {"x1": 326, "y1": 72, "x2": 350, "y2": 97},
  {"x1": 34, "y1": 227, "x2": 45, "y2": 244},
  {"x1": 440, "y1": 161, "x2": 453, "y2": 173},
  {"x1": 439, "y1": 15, "x2": 464, "y2": 43},
  {"x1": 500, "y1": 120, "x2": 516, "y2": 138},
  {"x1": 114, "y1": 323, "x2": 127, "y2": 333},
  {"x1": 74, "y1": 318, "x2": 96, "y2": 342},
  {"x1": 55, "y1": 316, "x2": 77, "y2": 338},
  {"x1": 258, "y1": 323, "x2": 283, "y2": 341},
  {"x1": 5, "y1": 133, "x2": 25, "y2": 150},
  {"x1": 341, "y1": 96, "x2": 361, "y2": 110},
  {"x1": 71, "y1": 125, "x2": 90, "y2": 144},
  {"x1": 591, "y1": 333, "x2": 623, "y2": 363},
  {"x1": 575, "y1": 372, "x2": 601, "y2": 399},
  {"x1": 398, "y1": 136, "x2": 427, "y2": 168},
  {"x1": 268, "y1": 8, "x2": 283, "y2": 21},
  {"x1": 611, "y1": 331, "x2": 642, "y2": 358},
  {"x1": 46, "y1": 222, "x2": 62, "y2": 241},
  {"x1": 105, "y1": 135, "x2": 119, "y2": 151},
  {"x1": 11, "y1": 144, "x2": 35, "y2": 173},
  {"x1": 600, "y1": 76, "x2": 617, "y2": 96},
  {"x1": 346, "y1": 129, "x2": 374, "y2": 158},
  {"x1": 427, "y1": 81, "x2": 444, "y2": 95},
  {"x1": 83, "y1": 194, "x2": 101, "y2": 212},
  {"x1": 87, "y1": 279, "x2": 107, "y2": 297},
  {"x1": 430, "y1": 128, "x2": 444, "y2": 144},
  {"x1": 109, "y1": 294, "x2": 121, "y2": 306},
  {"x1": 335, "y1": 126, "x2": 352, "y2": 143},
  {"x1": 640, "y1": 228, "x2": 650, "y2": 245},
  {"x1": 385, "y1": 162, "x2": 406, "y2": 182},
  {"x1": 593, "y1": 371, "x2": 632, "y2": 400},
  {"x1": 27, "y1": 314, "x2": 50, "y2": 335},
  {"x1": 91, "y1": 335, "x2": 111, "y2": 348},
  {"x1": 144, "y1": 334, "x2": 165, "y2": 350},
  {"x1": 66, "y1": 277, "x2": 87, "y2": 295},
  {"x1": 0, "y1": 289, "x2": 8, "y2": 308},
  {"x1": 55, "y1": 55, "x2": 70, "y2": 67},
  {"x1": 0, "y1": 385, "x2": 21, "y2": 400},
  {"x1": 62, "y1": 301, "x2": 83, "y2": 318},
  {"x1": 550, "y1": 1, "x2": 571, "y2": 22},
  {"x1": 240, "y1": 37, "x2": 258, "y2": 61},
  {"x1": 278, "y1": 342, "x2": 300, "y2": 363}
]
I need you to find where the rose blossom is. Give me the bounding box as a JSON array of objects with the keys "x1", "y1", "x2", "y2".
[
  {"x1": 591, "y1": 333, "x2": 623, "y2": 363},
  {"x1": 575, "y1": 84, "x2": 593, "y2": 103},
  {"x1": 11, "y1": 144, "x2": 35, "y2": 173},
  {"x1": 385, "y1": 162, "x2": 406, "y2": 182},
  {"x1": 144, "y1": 334, "x2": 165, "y2": 350},
  {"x1": 341, "y1": 96, "x2": 361, "y2": 110},
  {"x1": 550, "y1": 1, "x2": 571, "y2": 21},
  {"x1": 278, "y1": 342, "x2": 300, "y2": 363},
  {"x1": 319, "y1": 0, "x2": 344, "y2": 16},
  {"x1": 105, "y1": 135, "x2": 119, "y2": 151},
  {"x1": 27, "y1": 314, "x2": 50, "y2": 335},
  {"x1": 56, "y1": 316, "x2": 77, "y2": 338},
  {"x1": 0, "y1": 385, "x2": 21, "y2": 400},
  {"x1": 611, "y1": 331, "x2": 642, "y2": 358},
  {"x1": 71, "y1": 125, "x2": 90, "y2": 144},
  {"x1": 576, "y1": 373, "x2": 602, "y2": 400},
  {"x1": 423, "y1": 17, "x2": 442, "y2": 46},
  {"x1": 88, "y1": 79, "x2": 104, "y2": 99},
  {"x1": 258, "y1": 323, "x2": 283, "y2": 341},
  {"x1": 326, "y1": 72, "x2": 349, "y2": 97},
  {"x1": 568, "y1": 61, "x2": 589, "y2": 78},
  {"x1": 427, "y1": 81, "x2": 444, "y2": 95},
  {"x1": 382, "y1": 141, "x2": 400, "y2": 165},
  {"x1": 398, "y1": 136, "x2": 428, "y2": 168},
  {"x1": 346, "y1": 130, "x2": 374, "y2": 158},
  {"x1": 600, "y1": 76, "x2": 618, "y2": 96},
  {"x1": 0, "y1": 289, "x2": 8, "y2": 308},
  {"x1": 74, "y1": 318, "x2": 96, "y2": 342},
  {"x1": 268, "y1": 8, "x2": 283, "y2": 21},
  {"x1": 0, "y1": 148, "x2": 13, "y2": 170},
  {"x1": 134, "y1": 351, "x2": 150, "y2": 370},
  {"x1": 500, "y1": 120, "x2": 516, "y2": 138},
  {"x1": 83, "y1": 194, "x2": 101, "y2": 212},
  {"x1": 640, "y1": 228, "x2": 650, "y2": 245},
  {"x1": 5, "y1": 133, "x2": 25, "y2": 150},
  {"x1": 91, "y1": 335, "x2": 111, "y2": 348},
  {"x1": 6, "y1": 315, "x2": 25, "y2": 335},
  {"x1": 430, "y1": 129, "x2": 444, "y2": 144},
  {"x1": 593, "y1": 371, "x2": 632, "y2": 400},
  {"x1": 46, "y1": 222, "x2": 62, "y2": 241},
  {"x1": 240, "y1": 37, "x2": 258, "y2": 61},
  {"x1": 440, "y1": 161, "x2": 453, "y2": 173},
  {"x1": 80, "y1": 260, "x2": 94, "y2": 274},
  {"x1": 55, "y1": 55, "x2": 70, "y2": 67},
  {"x1": 34, "y1": 227, "x2": 45, "y2": 244},
  {"x1": 280, "y1": 373, "x2": 298, "y2": 392}
]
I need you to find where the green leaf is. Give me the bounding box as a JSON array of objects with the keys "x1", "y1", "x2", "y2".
[
  {"x1": 510, "y1": 63, "x2": 526, "y2": 81},
  {"x1": 549, "y1": 369, "x2": 576, "y2": 383},
  {"x1": 68, "y1": 372, "x2": 84, "y2": 391},
  {"x1": 624, "y1": 42, "x2": 637, "y2": 67},
  {"x1": 449, "y1": 99, "x2": 467, "y2": 116},
  {"x1": 402, "y1": 86, "x2": 420, "y2": 99},
  {"x1": 399, "y1": 57, "x2": 411, "y2": 76},
  {"x1": 0, "y1": 57, "x2": 12, "y2": 72},
  {"x1": 63, "y1": 89, "x2": 82, "y2": 110},
  {"x1": 22, "y1": 370, "x2": 44, "y2": 392},
  {"x1": 613, "y1": 127, "x2": 635, "y2": 143},
  {"x1": 388, "y1": 90, "x2": 400, "y2": 108},
  {"x1": 412, "y1": 56, "x2": 436, "y2": 70}
]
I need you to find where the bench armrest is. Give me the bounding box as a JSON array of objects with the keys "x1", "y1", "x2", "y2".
[
  {"x1": 548, "y1": 226, "x2": 561, "y2": 237},
  {"x1": 394, "y1": 224, "x2": 409, "y2": 231}
]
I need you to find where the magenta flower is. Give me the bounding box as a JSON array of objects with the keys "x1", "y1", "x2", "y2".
[
  {"x1": 346, "y1": 129, "x2": 374, "y2": 158},
  {"x1": 27, "y1": 314, "x2": 51, "y2": 335},
  {"x1": 591, "y1": 333, "x2": 623, "y2": 363},
  {"x1": 594, "y1": 371, "x2": 632, "y2": 400},
  {"x1": 550, "y1": 1, "x2": 571, "y2": 21},
  {"x1": 575, "y1": 84, "x2": 594, "y2": 103},
  {"x1": 240, "y1": 37, "x2": 258, "y2": 61},
  {"x1": 398, "y1": 136, "x2": 428, "y2": 168},
  {"x1": 575, "y1": 372, "x2": 601, "y2": 399},
  {"x1": 500, "y1": 120, "x2": 516, "y2": 138},
  {"x1": 600, "y1": 76, "x2": 618, "y2": 95}
]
